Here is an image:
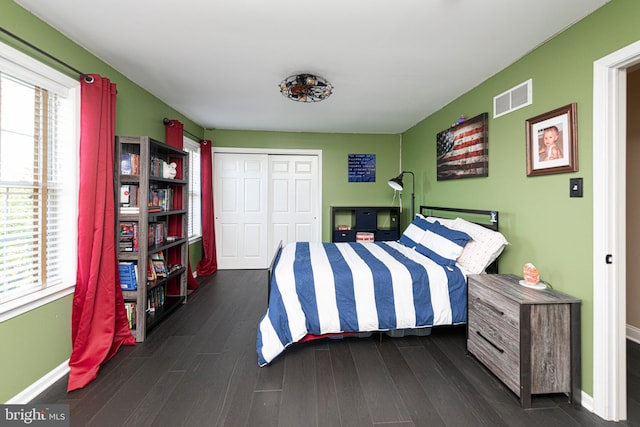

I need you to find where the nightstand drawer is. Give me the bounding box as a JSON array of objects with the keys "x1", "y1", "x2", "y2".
[
  {"x1": 467, "y1": 287, "x2": 520, "y2": 396},
  {"x1": 468, "y1": 304, "x2": 519, "y2": 350},
  {"x1": 468, "y1": 287, "x2": 519, "y2": 335},
  {"x1": 467, "y1": 328, "x2": 520, "y2": 395}
]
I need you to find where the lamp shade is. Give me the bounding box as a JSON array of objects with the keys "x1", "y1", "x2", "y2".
[{"x1": 388, "y1": 174, "x2": 404, "y2": 191}]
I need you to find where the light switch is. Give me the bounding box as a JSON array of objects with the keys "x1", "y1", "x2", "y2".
[{"x1": 570, "y1": 177, "x2": 583, "y2": 198}]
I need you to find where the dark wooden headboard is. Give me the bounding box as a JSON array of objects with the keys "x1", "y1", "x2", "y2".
[
  {"x1": 419, "y1": 205, "x2": 498, "y2": 231},
  {"x1": 419, "y1": 205, "x2": 500, "y2": 273}
]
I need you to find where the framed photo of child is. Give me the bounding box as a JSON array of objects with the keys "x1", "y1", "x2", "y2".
[{"x1": 525, "y1": 103, "x2": 578, "y2": 176}]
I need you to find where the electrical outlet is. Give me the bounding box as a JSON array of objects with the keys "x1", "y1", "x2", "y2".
[{"x1": 570, "y1": 177, "x2": 583, "y2": 198}]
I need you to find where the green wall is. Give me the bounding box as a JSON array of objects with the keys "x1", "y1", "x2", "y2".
[
  {"x1": 0, "y1": 0, "x2": 205, "y2": 402},
  {"x1": 401, "y1": 0, "x2": 640, "y2": 396},
  {"x1": 2, "y1": 298, "x2": 72, "y2": 401},
  {"x1": 3, "y1": 0, "x2": 640, "y2": 406},
  {"x1": 206, "y1": 129, "x2": 401, "y2": 241}
]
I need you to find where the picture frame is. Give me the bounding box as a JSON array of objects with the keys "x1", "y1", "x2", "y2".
[
  {"x1": 436, "y1": 113, "x2": 489, "y2": 181},
  {"x1": 525, "y1": 103, "x2": 578, "y2": 176}
]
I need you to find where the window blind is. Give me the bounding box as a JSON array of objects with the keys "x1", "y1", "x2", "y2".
[
  {"x1": 0, "y1": 70, "x2": 77, "y2": 303},
  {"x1": 184, "y1": 137, "x2": 201, "y2": 240}
]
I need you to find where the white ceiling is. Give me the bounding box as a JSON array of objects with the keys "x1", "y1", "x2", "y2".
[{"x1": 16, "y1": 0, "x2": 609, "y2": 134}]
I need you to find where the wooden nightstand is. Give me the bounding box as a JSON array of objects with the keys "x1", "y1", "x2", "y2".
[{"x1": 466, "y1": 274, "x2": 581, "y2": 408}]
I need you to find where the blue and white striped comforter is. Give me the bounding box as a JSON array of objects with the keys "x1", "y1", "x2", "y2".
[{"x1": 256, "y1": 241, "x2": 467, "y2": 366}]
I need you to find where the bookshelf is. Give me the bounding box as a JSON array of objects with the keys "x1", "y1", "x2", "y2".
[
  {"x1": 115, "y1": 135, "x2": 189, "y2": 342},
  {"x1": 331, "y1": 206, "x2": 401, "y2": 242}
]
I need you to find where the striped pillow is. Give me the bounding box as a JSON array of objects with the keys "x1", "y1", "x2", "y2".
[
  {"x1": 398, "y1": 215, "x2": 431, "y2": 248},
  {"x1": 416, "y1": 220, "x2": 472, "y2": 268}
]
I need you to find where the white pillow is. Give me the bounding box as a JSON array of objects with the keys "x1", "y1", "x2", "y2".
[
  {"x1": 447, "y1": 217, "x2": 509, "y2": 274},
  {"x1": 425, "y1": 215, "x2": 456, "y2": 228}
]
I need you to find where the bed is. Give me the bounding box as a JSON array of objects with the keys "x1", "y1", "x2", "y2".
[{"x1": 256, "y1": 206, "x2": 508, "y2": 367}]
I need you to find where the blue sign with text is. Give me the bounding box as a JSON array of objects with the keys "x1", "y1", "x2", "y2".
[{"x1": 348, "y1": 154, "x2": 376, "y2": 182}]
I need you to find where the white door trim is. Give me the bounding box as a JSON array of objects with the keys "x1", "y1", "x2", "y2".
[
  {"x1": 592, "y1": 39, "x2": 640, "y2": 422},
  {"x1": 213, "y1": 146, "x2": 323, "y2": 157}
]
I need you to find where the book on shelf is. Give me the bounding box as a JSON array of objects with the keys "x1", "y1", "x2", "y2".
[
  {"x1": 120, "y1": 152, "x2": 140, "y2": 176},
  {"x1": 150, "y1": 251, "x2": 167, "y2": 278},
  {"x1": 148, "y1": 188, "x2": 173, "y2": 212},
  {"x1": 157, "y1": 188, "x2": 173, "y2": 211},
  {"x1": 147, "y1": 284, "x2": 165, "y2": 312},
  {"x1": 148, "y1": 222, "x2": 166, "y2": 246},
  {"x1": 120, "y1": 184, "x2": 139, "y2": 208},
  {"x1": 121, "y1": 153, "x2": 132, "y2": 175},
  {"x1": 120, "y1": 206, "x2": 140, "y2": 214},
  {"x1": 118, "y1": 261, "x2": 138, "y2": 290},
  {"x1": 124, "y1": 302, "x2": 137, "y2": 328},
  {"x1": 157, "y1": 222, "x2": 166, "y2": 245},
  {"x1": 147, "y1": 257, "x2": 157, "y2": 281},
  {"x1": 150, "y1": 156, "x2": 169, "y2": 178},
  {"x1": 151, "y1": 260, "x2": 167, "y2": 278},
  {"x1": 150, "y1": 251, "x2": 165, "y2": 261},
  {"x1": 119, "y1": 222, "x2": 139, "y2": 252},
  {"x1": 120, "y1": 184, "x2": 130, "y2": 205}
]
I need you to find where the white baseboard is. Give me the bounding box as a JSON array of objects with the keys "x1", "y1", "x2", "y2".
[
  {"x1": 581, "y1": 391, "x2": 595, "y2": 413},
  {"x1": 627, "y1": 324, "x2": 640, "y2": 344},
  {"x1": 5, "y1": 359, "x2": 69, "y2": 404},
  {"x1": 580, "y1": 323, "x2": 640, "y2": 421}
]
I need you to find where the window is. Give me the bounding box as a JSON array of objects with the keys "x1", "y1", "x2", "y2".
[
  {"x1": 0, "y1": 41, "x2": 79, "y2": 320},
  {"x1": 183, "y1": 137, "x2": 201, "y2": 241}
]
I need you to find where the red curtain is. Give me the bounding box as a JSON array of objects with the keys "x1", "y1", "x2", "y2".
[
  {"x1": 165, "y1": 119, "x2": 183, "y2": 149},
  {"x1": 196, "y1": 140, "x2": 217, "y2": 276},
  {"x1": 165, "y1": 120, "x2": 199, "y2": 289},
  {"x1": 68, "y1": 75, "x2": 136, "y2": 392}
]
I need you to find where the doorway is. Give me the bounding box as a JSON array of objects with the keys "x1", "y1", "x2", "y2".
[
  {"x1": 592, "y1": 39, "x2": 640, "y2": 421},
  {"x1": 626, "y1": 66, "x2": 640, "y2": 420}
]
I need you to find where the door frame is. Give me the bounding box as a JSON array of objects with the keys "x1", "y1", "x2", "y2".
[
  {"x1": 592, "y1": 39, "x2": 640, "y2": 421},
  {"x1": 212, "y1": 146, "x2": 323, "y2": 267}
]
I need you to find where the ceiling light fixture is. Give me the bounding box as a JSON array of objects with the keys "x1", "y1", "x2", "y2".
[{"x1": 279, "y1": 73, "x2": 333, "y2": 103}]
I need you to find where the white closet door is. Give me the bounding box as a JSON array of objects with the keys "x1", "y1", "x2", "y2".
[
  {"x1": 214, "y1": 153, "x2": 268, "y2": 269},
  {"x1": 269, "y1": 155, "x2": 320, "y2": 259}
]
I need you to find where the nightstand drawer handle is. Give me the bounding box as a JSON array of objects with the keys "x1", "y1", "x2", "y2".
[
  {"x1": 475, "y1": 298, "x2": 504, "y2": 317},
  {"x1": 476, "y1": 331, "x2": 504, "y2": 354},
  {"x1": 489, "y1": 305, "x2": 505, "y2": 317}
]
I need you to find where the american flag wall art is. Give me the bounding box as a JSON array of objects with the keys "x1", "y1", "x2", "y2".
[{"x1": 436, "y1": 113, "x2": 488, "y2": 180}]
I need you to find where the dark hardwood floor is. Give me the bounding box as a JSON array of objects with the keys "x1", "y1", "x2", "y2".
[{"x1": 33, "y1": 270, "x2": 634, "y2": 426}]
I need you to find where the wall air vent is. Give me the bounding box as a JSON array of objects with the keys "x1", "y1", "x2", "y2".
[{"x1": 493, "y1": 79, "x2": 532, "y2": 118}]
